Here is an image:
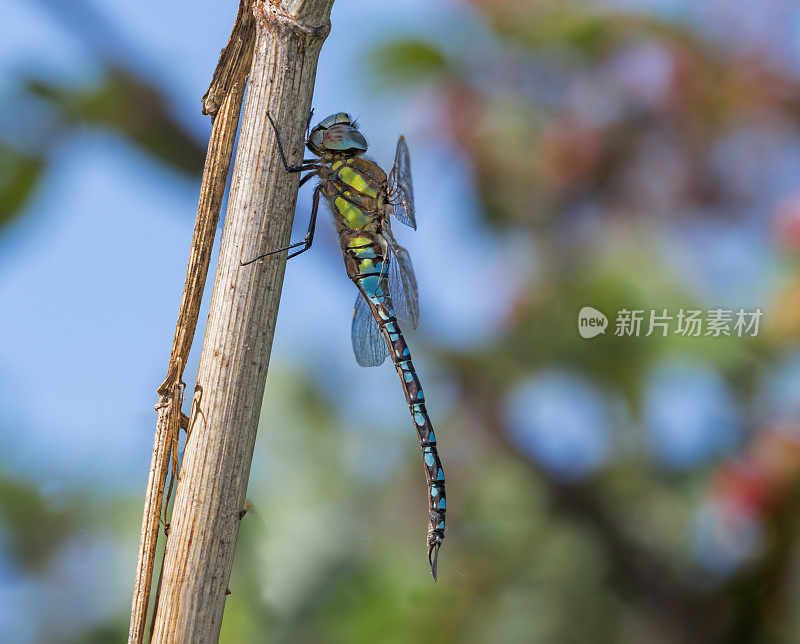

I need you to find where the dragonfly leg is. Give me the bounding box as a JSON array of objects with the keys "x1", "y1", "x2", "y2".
[
  {"x1": 286, "y1": 185, "x2": 321, "y2": 260},
  {"x1": 297, "y1": 171, "x2": 318, "y2": 189},
  {"x1": 266, "y1": 111, "x2": 321, "y2": 173},
  {"x1": 240, "y1": 185, "x2": 321, "y2": 266}
]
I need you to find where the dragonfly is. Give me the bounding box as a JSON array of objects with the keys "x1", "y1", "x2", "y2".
[{"x1": 242, "y1": 112, "x2": 446, "y2": 580}]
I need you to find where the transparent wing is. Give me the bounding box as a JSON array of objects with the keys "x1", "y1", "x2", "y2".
[
  {"x1": 387, "y1": 136, "x2": 416, "y2": 230},
  {"x1": 351, "y1": 294, "x2": 388, "y2": 367},
  {"x1": 387, "y1": 241, "x2": 419, "y2": 329}
]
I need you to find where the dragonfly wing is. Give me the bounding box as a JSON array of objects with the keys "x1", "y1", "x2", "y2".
[
  {"x1": 387, "y1": 241, "x2": 419, "y2": 329},
  {"x1": 387, "y1": 136, "x2": 416, "y2": 230},
  {"x1": 351, "y1": 294, "x2": 388, "y2": 367}
]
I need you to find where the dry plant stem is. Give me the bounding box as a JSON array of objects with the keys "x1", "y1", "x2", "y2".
[
  {"x1": 128, "y1": 3, "x2": 255, "y2": 642},
  {"x1": 150, "y1": 1, "x2": 333, "y2": 640}
]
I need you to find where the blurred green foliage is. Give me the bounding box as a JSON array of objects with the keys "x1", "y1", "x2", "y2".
[
  {"x1": 0, "y1": 473, "x2": 76, "y2": 570},
  {"x1": 26, "y1": 71, "x2": 205, "y2": 176},
  {"x1": 371, "y1": 39, "x2": 447, "y2": 89},
  {"x1": 0, "y1": 69, "x2": 203, "y2": 229}
]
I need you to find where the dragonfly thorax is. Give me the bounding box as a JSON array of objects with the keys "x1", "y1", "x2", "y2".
[{"x1": 307, "y1": 112, "x2": 368, "y2": 161}]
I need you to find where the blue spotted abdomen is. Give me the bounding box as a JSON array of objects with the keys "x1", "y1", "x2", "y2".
[{"x1": 344, "y1": 237, "x2": 446, "y2": 574}]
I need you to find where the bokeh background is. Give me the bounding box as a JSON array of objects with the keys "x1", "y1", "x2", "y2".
[{"x1": 3, "y1": 0, "x2": 800, "y2": 641}]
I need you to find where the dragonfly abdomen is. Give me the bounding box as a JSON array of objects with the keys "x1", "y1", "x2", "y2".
[
  {"x1": 383, "y1": 320, "x2": 447, "y2": 571},
  {"x1": 346, "y1": 242, "x2": 447, "y2": 580}
]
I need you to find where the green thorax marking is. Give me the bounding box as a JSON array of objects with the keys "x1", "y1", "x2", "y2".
[
  {"x1": 335, "y1": 163, "x2": 378, "y2": 198},
  {"x1": 328, "y1": 159, "x2": 384, "y2": 232},
  {"x1": 334, "y1": 195, "x2": 370, "y2": 229}
]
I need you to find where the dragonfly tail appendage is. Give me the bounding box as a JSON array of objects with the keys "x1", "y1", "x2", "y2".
[
  {"x1": 428, "y1": 531, "x2": 443, "y2": 582},
  {"x1": 352, "y1": 259, "x2": 446, "y2": 581}
]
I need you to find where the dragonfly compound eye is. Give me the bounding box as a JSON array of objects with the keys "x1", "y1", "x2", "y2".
[
  {"x1": 321, "y1": 124, "x2": 368, "y2": 156},
  {"x1": 306, "y1": 127, "x2": 326, "y2": 156},
  {"x1": 315, "y1": 112, "x2": 351, "y2": 130}
]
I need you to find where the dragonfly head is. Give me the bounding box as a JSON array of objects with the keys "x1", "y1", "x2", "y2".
[{"x1": 306, "y1": 112, "x2": 368, "y2": 160}]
